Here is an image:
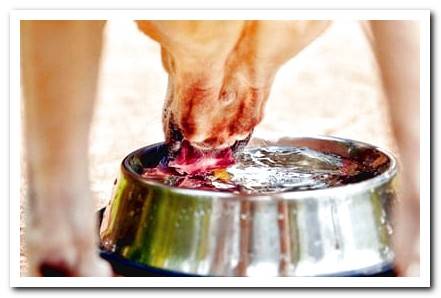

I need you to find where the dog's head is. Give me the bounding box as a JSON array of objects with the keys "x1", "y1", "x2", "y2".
[{"x1": 137, "y1": 20, "x2": 330, "y2": 151}]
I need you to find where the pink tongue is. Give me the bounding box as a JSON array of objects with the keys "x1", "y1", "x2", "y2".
[{"x1": 168, "y1": 140, "x2": 235, "y2": 175}]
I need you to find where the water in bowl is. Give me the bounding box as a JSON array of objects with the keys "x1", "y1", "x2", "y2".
[{"x1": 142, "y1": 145, "x2": 383, "y2": 194}]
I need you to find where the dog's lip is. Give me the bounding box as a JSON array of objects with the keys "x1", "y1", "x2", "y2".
[
  {"x1": 167, "y1": 121, "x2": 252, "y2": 154},
  {"x1": 188, "y1": 133, "x2": 252, "y2": 153},
  {"x1": 190, "y1": 140, "x2": 233, "y2": 151},
  {"x1": 231, "y1": 133, "x2": 252, "y2": 154},
  {"x1": 167, "y1": 121, "x2": 184, "y2": 154}
]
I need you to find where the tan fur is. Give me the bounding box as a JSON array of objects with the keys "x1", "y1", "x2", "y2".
[
  {"x1": 369, "y1": 21, "x2": 420, "y2": 276},
  {"x1": 21, "y1": 21, "x2": 111, "y2": 276},
  {"x1": 137, "y1": 20, "x2": 330, "y2": 148}
]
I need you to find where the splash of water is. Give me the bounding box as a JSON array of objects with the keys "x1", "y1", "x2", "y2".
[
  {"x1": 227, "y1": 146, "x2": 346, "y2": 193},
  {"x1": 142, "y1": 145, "x2": 376, "y2": 194}
]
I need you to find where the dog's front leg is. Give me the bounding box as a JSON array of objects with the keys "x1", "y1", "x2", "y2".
[
  {"x1": 368, "y1": 21, "x2": 420, "y2": 277},
  {"x1": 21, "y1": 21, "x2": 111, "y2": 276}
]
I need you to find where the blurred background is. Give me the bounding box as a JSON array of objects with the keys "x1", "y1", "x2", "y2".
[{"x1": 20, "y1": 20, "x2": 397, "y2": 274}]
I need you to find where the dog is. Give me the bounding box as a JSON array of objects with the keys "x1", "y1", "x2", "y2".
[{"x1": 20, "y1": 20, "x2": 420, "y2": 276}]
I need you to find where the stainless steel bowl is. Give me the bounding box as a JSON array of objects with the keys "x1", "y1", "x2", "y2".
[{"x1": 99, "y1": 136, "x2": 398, "y2": 276}]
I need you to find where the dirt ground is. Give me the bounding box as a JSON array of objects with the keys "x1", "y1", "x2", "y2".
[{"x1": 20, "y1": 20, "x2": 397, "y2": 275}]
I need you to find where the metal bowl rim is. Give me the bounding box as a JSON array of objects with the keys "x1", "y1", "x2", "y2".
[{"x1": 120, "y1": 135, "x2": 398, "y2": 201}]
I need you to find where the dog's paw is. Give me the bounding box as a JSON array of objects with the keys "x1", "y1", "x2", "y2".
[
  {"x1": 38, "y1": 254, "x2": 112, "y2": 277},
  {"x1": 27, "y1": 225, "x2": 113, "y2": 277}
]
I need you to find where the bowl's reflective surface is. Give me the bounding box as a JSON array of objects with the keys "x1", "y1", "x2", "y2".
[{"x1": 99, "y1": 136, "x2": 397, "y2": 276}]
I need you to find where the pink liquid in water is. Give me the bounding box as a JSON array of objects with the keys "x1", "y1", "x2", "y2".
[{"x1": 142, "y1": 141, "x2": 387, "y2": 194}]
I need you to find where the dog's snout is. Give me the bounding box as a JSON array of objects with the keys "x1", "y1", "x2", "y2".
[{"x1": 163, "y1": 85, "x2": 263, "y2": 151}]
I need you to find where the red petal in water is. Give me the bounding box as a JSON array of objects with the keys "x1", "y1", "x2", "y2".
[
  {"x1": 141, "y1": 140, "x2": 237, "y2": 191},
  {"x1": 168, "y1": 141, "x2": 235, "y2": 175},
  {"x1": 141, "y1": 166, "x2": 172, "y2": 180},
  {"x1": 176, "y1": 176, "x2": 204, "y2": 189}
]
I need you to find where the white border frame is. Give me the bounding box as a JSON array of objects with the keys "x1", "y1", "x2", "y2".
[{"x1": 9, "y1": 9, "x2": 431, "y2": 287}]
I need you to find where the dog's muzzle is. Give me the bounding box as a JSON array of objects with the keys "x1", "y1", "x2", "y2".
[{"x1": 166, "y1": 120, "x2": 252, "y2": 155}]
